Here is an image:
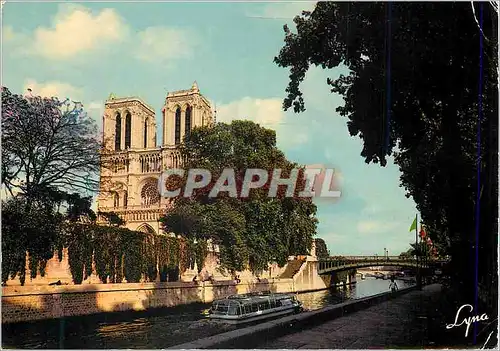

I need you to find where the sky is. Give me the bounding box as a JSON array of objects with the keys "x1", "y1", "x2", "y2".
[{"x1": 2, "y1": 1, "x2": 418, "y2": 256}]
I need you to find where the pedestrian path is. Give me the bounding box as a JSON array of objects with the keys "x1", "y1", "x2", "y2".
[{"x1": 256, "y1": 284, "x2": 474, "y2": 349}]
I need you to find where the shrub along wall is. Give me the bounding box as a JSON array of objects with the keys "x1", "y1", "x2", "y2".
[{"x1": 2, "y1": 223, "x2": 208, "y2": 286}]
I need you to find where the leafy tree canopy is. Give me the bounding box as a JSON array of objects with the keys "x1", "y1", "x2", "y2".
[
  {"x1": 274, "y1": 2, "x2": 498, "y2": 296},
  {"x1": 2, "y1": 87, "x2": 102, "y2": 199},
  {"x1": 314, "y1": 238, "x2": 330, "y2": 259},
  {"x1": 161, "y1": 120, "x2": 318, "y2": 274}
]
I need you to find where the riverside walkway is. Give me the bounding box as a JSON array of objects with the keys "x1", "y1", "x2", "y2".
[{"x1": 255, "y1": 284, "x2": 494, "y2": 349}]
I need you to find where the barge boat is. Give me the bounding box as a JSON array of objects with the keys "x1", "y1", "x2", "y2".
[{"x1": 208, "y1": 291, "x2": 302, "y2": 324}]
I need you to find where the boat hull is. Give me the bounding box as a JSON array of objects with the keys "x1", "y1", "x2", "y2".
[{"x1": 209, "y1": 304, "x2": 301, "y2": 325}]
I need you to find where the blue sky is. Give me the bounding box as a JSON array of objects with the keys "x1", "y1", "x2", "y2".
[{"x1": 3, "y1": 1, "x2": 418, "y2": 255}]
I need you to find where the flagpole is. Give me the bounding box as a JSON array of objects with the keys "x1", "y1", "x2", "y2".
[
  {"x1": 415, "y1": 214, "x2": 421, "y2": 290},
  {"x1": 415, "y1": 214, "x2": 418, "y2": 255}
]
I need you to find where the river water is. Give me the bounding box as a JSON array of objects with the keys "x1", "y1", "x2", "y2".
[{"x1": 2, "y1": 277, "x2": 415, "y2": 349}]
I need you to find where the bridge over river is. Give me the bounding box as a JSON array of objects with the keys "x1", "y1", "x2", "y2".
[
  {"x1": 317, "y1": 255, "x2": 439, "y2": 274},
  {"x1": 283, "y1": 255, "x2": 447, "y2": 291}
]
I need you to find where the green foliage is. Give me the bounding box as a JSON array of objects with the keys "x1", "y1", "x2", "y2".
[
  {"x1": 2, "y1": 191, "x2": 201, "y2": 285},
  {"x1": 314, "y1": 238, "x2": 330, "y2": 259},
  {"x1": 1, "y1": 194, "x2": 64, "y2": 285},
  {"x1": 194, "y1": 240, "x2": 208, "y2": 273},
  {"x1": 274, "y1": 2, "x2": 498, "y2": 297},
  {"x1": 0, "y1": 88, "x2": 206, "y2": 286},
  {"x1": 66, "y1": 223, "x2": 94, "y2": 284},
  {"x1": 1, "y1": 86, "x2": 101, "y2": 197},
  {"x1": 140, "y1": 232, "x2": 157, "y2": 282},
  {"x1": 1, "y1": 86, "x2": 103, "y2": 285},
  {"x1": 408, "y1": 242, "x2": 431, "y2": 259},
  {"x1": 98, "y1": 211, "x2": 125, "y2": 227},
  {"x1": 161, "y1": 120, "x2": 318, "y2": 274},
  {"x1": 399, "y1": 249, "x2": 413, "y2": 260}
]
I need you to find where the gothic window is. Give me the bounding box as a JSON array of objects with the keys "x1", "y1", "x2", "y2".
[
  {"x1": 115, "y1": 113, "x2": 121, "y2": 151},
  {"x1": 141, "y1": 179, "x2": 160, "y2": 207},
  {"x1": 113, "y1": 192, "x2": 120, "y2": 208},
  {"x1": 175, "y1": 107, "x2": 181, "y2": 145},
  {"x1": 125, "y1": 112, "x2": 132, "y2": 149},
  {"x1": 123, "y1": 191, "x2": 128, "y2": 208},
  {"x1": 144, "y1": 119, "x2": 148, "y2": 148},
  {"x1": 185, "y1": 105, "x2": 192, "y2": 141}
]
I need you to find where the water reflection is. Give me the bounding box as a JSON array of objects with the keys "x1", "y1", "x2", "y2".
[
  {"x1": 2, "y1": 278, "x2": 415, "y2": 349},
  {"x1": 298, "y1": 277, "x2": 416, "y2": 311}
]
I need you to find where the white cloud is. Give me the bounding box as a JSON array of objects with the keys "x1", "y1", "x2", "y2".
[
  {"x1": 361, "y1": 204, "x2": 383, "y2": 216},
  {"x1": 217, "y1": 97, "x2": 285, "y2": 129},
  {"x1": 29, "y1": 4, "x2": 128, "y2": 60},
  {"x1": 21, "y1": 81, "x2": 103, "y2": 127},
  {"x1": 251, "y1": 2, "x2": 317, "y2": 19},
  {"x1": 301, "y1": 66, "x2": 346, "y2": 117},
  {"x1": 7, "y1": 5, "x2": 196, "y2": 64},
  {"x1": 294, "y1": 133, "x2": 309, "y2": 145},
  {"x1": 216, "y1": 97, "x2": 309, "y2": 148},
  {"x1": 23, "y1": 79, "x2": 82, "y2": 100},
  {"x1": 323, "y1": 232, "x2": 345, "y2": 243},
  {"x1": 86, "y1": 101, "x2": 105, "y2": 127},
  {"x1": 3, "y1": 25, "x2": 15, "y2": 41},
  {"x1": 87, "y1": 101, "x2": 104, "y2": 111},
  {"x1": 3, "y1": 25, "x2": 31, "y2": 54},
  {"x1": 135, "y1": 26, "x2": 197, "y2": 62},
  {"x1": 357, "y1": 220, "x2": 398, "y2": 234}
]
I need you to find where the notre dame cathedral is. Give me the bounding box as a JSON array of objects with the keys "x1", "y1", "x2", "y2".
[{"x1": 96, "y1": 82, "x2": 214, "y2": 235}]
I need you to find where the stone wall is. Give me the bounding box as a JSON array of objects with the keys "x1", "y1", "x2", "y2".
[
  {"x1": 4, "y1": 249, "x2": 100, "y2": 286},
  {"x1": 293, "y1": 259, "x2": 329, "y2": 291},
  {"x1": 2, "y1": 279, "x2": 295, "y2": 324},
  {"x1": 4, "y1": 249, "x2": 287, "y2": 286}
]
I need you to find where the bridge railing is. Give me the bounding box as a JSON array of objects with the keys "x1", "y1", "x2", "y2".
[
  {"x1": 341, "y1": 255, "x2": 404, "y2": 261},
  {"x1": 317, "y1": 256, "x2": 437, "y2": 273},
  {"x1": 326, "y1": 256, "x2": 447, "y2": 262}
]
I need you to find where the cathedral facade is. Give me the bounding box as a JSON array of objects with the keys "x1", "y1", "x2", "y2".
[{"x1": 96, "y1": 82, "x2": 214, "y2": 235}]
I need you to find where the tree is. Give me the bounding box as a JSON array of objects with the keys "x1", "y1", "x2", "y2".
[
  {"x1": 1, "y1": 194, "x2": 64, "y2": 285},
  {"x1": 1, "y1": 86, "x2": 105, "y2": 285},
  {"x1": 2, "y1": 87, "x2": 102, "y2": 199},
  {"x1": 314, "y1": 238, "x2": 330, "y2": 259},
  {"x1": 274, "y1": 2, "x2": 498, "y2": 301},
  {"x1": 408, "y1": 242, "x2": 430, "y2": 259},
  {"x1": 160, "y1": 121, "x2": 318, "y2": 274},
  {"x1": 399, "y1": 249, "x2": 413, "y2": 260}
]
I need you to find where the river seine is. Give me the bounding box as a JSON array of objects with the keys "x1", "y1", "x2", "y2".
[{"x1": 2, "y1": 277, "x2": 415, "y2": 349}]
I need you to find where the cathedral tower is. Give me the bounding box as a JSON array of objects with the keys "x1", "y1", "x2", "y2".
[
  {"x1": 96, "y1": 85, "x2": 223, "y2": 282},
  {"x1": 98, "y1": 85, "x2": 214, "y2": 234},
  {"x1": 102, "y1": 95, "x2": 157, "y2": 152},
  {"x1": 162, "y1": 82, "x2": 214, "y2": 147}
]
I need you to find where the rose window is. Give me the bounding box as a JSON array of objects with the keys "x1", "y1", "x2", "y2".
[{"x1": 141, "y1": 180, "x2": 160, "y2": 207}]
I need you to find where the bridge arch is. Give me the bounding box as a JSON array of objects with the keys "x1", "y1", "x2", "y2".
[{"x1": 318, "y1": 257, "x2": 428, "y2": 275}]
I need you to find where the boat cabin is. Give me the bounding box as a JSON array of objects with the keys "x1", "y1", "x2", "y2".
[{"x1": 209, "y1": 293, "x2": 299, "y2": 318}]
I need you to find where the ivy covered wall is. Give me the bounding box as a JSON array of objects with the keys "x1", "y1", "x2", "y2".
[{"x1": 3, "y1": 223, "x2": 208, "y2": 286}]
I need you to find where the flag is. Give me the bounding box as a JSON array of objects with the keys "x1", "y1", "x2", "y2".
[
  {"x1": 420, "y1": 226, "x2": 427, "y2": 239},
  {"x1": 409, "y1": 217, "x2": 417, "y2": 232}
]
